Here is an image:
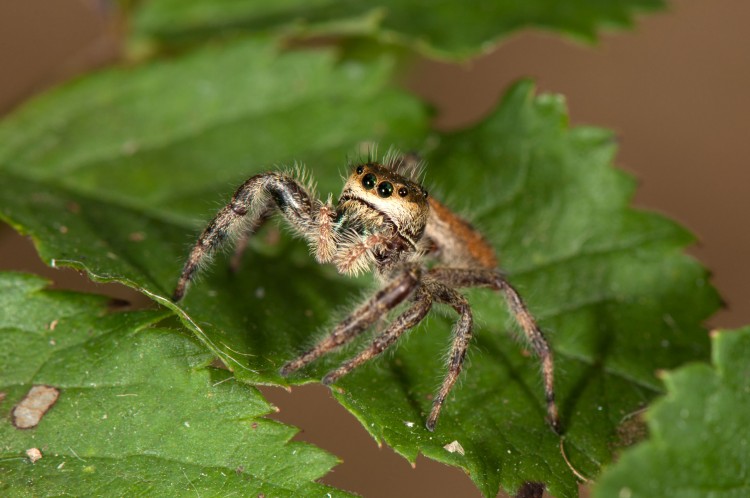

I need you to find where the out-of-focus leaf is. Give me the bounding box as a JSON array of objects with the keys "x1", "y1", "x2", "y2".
[
  {"x1": 0, "y1": 272, "x2": 350, "y2": 496},
  {"x1": 593, "y1": 326, "x2": 750, "y2": 498},
  {"x1": 129, "y1": 0, "x2": 665, "y2": 59}
]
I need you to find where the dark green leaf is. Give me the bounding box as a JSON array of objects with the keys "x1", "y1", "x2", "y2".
[
  {"x1": 0, "y1": 272, "x2": 350, "y2": 496},
  {"x1": 0, "y1": 39, "x2": 719, "y2": 497},
  {"x1": 594, "y1": 326, "x2": 750, "y2": 498},
  {"x1": 130, "y1": 0, "x2": 665, "y2": 58}
]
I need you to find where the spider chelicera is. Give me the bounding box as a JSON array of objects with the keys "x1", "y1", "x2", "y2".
[{"x1": 173, "y1": 151, "x2": 559, "y2": 432}]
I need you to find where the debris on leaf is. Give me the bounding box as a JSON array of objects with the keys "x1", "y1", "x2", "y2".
[
  {"x1": 443, "y1": 440, "x2": 465, "y2": 456},
  {"x1": 25, "y1": 448, "x2": 43, "y2": 463},
  {"x1": 12, "y1": 385, "x2": 60, "y2": 429}
]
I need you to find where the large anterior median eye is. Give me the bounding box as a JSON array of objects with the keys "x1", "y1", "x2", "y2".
[
  {"x1": 362, "y1": 173, "x2": 376, "y2": 189},
  {"x1": 377, "y1": 181, "x2": 393, "y2": 198}
]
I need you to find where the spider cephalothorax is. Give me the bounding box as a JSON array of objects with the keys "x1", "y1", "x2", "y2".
[
  {"x1": 173, "y1": 152, "x2": 559, "y2": 432},
  {"x1": 335, "y1": 160, "x2": 430, "y2": 275}
]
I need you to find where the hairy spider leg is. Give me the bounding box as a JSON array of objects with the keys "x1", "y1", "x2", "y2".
[
  {"x1": 428, "y1": 267, "x2": 560, "y2": 433},
  {"x1": 425, "y1": 281, "x2": 473, "y2": 431},
  {"x1": 229, "y1": 198, "x2": 276, "y2": 273},
  {"x1": 279, "y1": 266, "x2": 421, "y2": 376},
  {"x1": 172, "y1": 172, "x2": 335, "y2": 302},
  {"x1": 321, "y1": 286, "x2": 433, "y2": 385}
]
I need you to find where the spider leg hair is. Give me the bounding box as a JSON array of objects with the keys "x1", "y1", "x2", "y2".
[
  {"x1": 172, "y1": 171, "x2": 335, "y2": 301},
  {"x1": 321, "y1": 286, "x2": 433, "y2": 385},
  {"x1": 425, "y1": 281, "x2": 473, "y2": 431},
  {"x1": 428, "y1": 267, "x2": 560, "y2": 433},
  {"x1": 279, "y1": 265, "x2": 422, "y2": 376},
  {"x1": 229, "y1": 198, "x2": 276, "y2": 273}
]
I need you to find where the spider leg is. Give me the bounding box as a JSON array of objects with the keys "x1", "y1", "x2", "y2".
[
  {"x1": 228, "y1": 194, "x2": 336, "y2": 273},
  {"x1": 426, "y1": 282, "x2": 473, "y2": 431},
  {"x1": 429, "y1": 267, "x2": 560, "y2": 433},
  {"x1": 228, "y1": 199, "x2": 276, "y2": 274},
  {"x1": 279, "y1": 265, "x2": 421, "y2": 376},
  {"x1": 172, "y1": 172, "x2": 335, "y2": 301},
  {"x1": 321, "y1": 287, "x2": 433, "y2": 385}
]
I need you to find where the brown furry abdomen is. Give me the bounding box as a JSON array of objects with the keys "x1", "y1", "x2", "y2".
[{"x1": 423, "y1": 198, "x2": 498, "y2": 269}]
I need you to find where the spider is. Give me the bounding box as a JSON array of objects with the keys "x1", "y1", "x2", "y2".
[{"x1": 172, "y1": 151, "x2": 559, "y2": 432}]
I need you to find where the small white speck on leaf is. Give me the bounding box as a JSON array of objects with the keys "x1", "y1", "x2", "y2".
[
  {"x1": 443, "y1": 440, "x2": 465, "y2": 456},
  {"x1": 255, "y1": 287, "x2": 265, "y2": 299},
  {"x1": 404, "y1": 421, "x2": 415, "y2": 428}
]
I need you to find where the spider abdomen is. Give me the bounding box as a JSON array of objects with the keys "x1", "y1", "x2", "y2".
[{"x1": 424, "y1": 197, "x2": 498, "y2": 269}]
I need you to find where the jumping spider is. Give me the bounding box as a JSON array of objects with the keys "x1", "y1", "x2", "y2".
[{"x1": 173, "y1": 152, "x2": 559, "y2": 432}]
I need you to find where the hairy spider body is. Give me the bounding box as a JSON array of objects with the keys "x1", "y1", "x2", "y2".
[{"x1": 173, "y1": 153, "x2": 559, "y2": 432}]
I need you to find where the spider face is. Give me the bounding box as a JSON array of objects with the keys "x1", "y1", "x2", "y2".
[{"x1": 339, "y1": 162, "x2": 430, "y2": 244}]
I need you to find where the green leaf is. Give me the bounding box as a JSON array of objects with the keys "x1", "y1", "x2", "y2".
[
  {"x1": 593, "y1": 326, "x2": 750, "y2": 498},
  {"x1": 129, "y1": 0, "x2": 665, "y2": 59},
  {"x1": 0, "y1": 37, "x2": 719, "y2": 497},
  {"x1": 0, "y1": 272, "x2": 350, "y2": 496}
]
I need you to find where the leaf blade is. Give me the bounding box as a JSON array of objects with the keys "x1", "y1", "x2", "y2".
[
  {"x1": 130, "y1": 0, "x2": 666, "y2": 58},
  {"x1": 593, "y1": 326, "x2": 750, "y2": 498},
  {"x1": 0, "y1": 272, "x2": 351, "y2": 497}
]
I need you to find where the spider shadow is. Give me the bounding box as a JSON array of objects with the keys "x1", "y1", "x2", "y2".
[
  {"x1": 386, "y1": 341, "x2": 433, "y2": 422},
  {"x1": 555, "y1": 302, "x2": 618, "y2": 431},
  {"x1": 471, "y1": 327, "x2": 551, "y2": 423}
]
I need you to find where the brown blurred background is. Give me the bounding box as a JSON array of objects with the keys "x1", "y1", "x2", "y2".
[{"x1": 1, "y1": 1, "x2": 748, "y2": 496}]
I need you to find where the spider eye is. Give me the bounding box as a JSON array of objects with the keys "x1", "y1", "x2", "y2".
[
  {"x1": 398, "y1": 187, "x2": 408, "y2": 197},
  {"x1": 362, "y1": 173, "x2": 377, "y2": 189},
  {"x1": 356, "y1": 165, "x2": 364, "y2": 174},
  {"x1": 423, "y1": 190, "x2": 428, "y2": 198},
  {"x1": 377, "y1": 181, "x2": 393, "y2": 198}
]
